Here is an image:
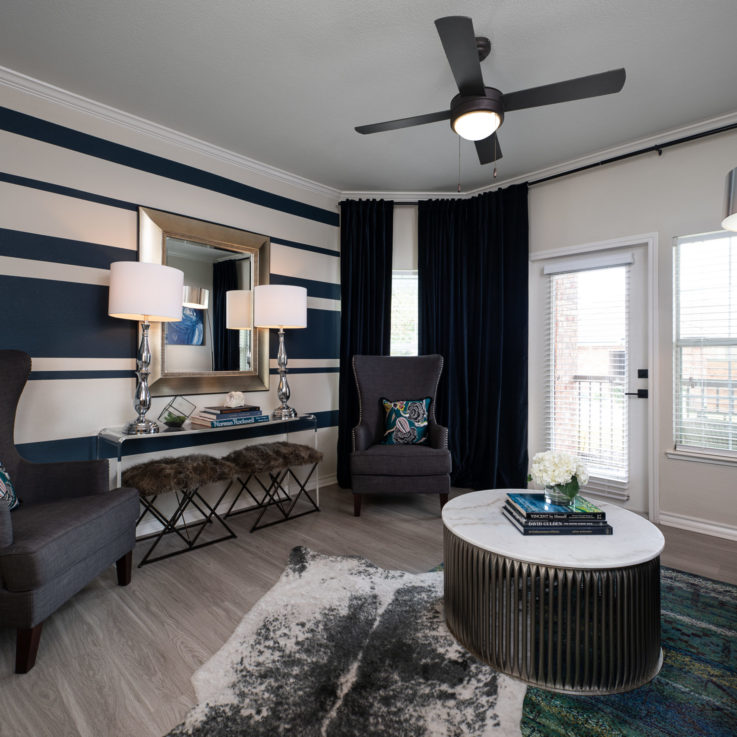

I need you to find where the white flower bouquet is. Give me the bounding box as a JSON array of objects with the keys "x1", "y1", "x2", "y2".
[{"x1": 528, "y1": 450, "x2": 589, "y2": 505}]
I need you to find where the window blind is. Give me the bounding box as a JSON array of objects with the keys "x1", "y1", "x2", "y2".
[
  {"x1": 674, "y1": 231, "x2": 737, "y2": 454},
  {"x1": 390, "y1": 270, "x2": 418, "y2": 356},
  {"x1": 545, "y1": 264, "x2": 630, "y2": 488}
]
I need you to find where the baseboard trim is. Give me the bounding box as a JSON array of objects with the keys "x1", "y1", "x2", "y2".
[
  {"x1": 317, "y1": 473, "x2": 337, "y2": 488},
  {"x1": 658, "y1": 511, "x2": 737, "y2": 542}
]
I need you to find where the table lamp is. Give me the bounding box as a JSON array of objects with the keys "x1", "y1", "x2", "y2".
[
  {"x1": 254, "y1": 284, "x2": 307, "y2": 419},
  {"x1": 225, "y1": 289, "x2": 252, "y2": 329},
  {"x1": 182, "y1": 286, "x2": 209, "y2": 309},
  {"x1": 108, "y1": 261, "x2": 184, "y2": 434}
]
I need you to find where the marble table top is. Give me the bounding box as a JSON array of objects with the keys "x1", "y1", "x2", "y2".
[{"x1": 442, "y1": 489, "x2": 664, "y2": 569}]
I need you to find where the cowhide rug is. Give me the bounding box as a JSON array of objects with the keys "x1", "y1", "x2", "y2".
[{"x1": 166, "y1": 547, "x2": 526, "y2": 737}]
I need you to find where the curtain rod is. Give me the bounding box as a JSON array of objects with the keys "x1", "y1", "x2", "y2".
[
  {"x1": 529, "y1": 121, "x2": 737, "y2": 186},
  {"x1": 388, "y1": 121, "x2": 737, "y2": 203}
]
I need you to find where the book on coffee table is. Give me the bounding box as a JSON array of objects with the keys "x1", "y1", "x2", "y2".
[
  {"x1": 503, "y1": 501, "x2": 609, "y2": 528},
  {"x1": 506, "y1": 493, "x2": 606, "y2": 520},
  {"x1": 502, "y1": 507, "x2": 613, "y2": 535}
]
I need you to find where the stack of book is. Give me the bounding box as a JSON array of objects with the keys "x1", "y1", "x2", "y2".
[
  {"x1": 502, "y1": 492, "x2": 613, "y2": 535},
  {"x1": 189, "y1": 404, "x2": 269, "y2": 428}
]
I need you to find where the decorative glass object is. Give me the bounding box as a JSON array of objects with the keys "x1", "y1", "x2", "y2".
[
  {"x1": 158, "y1": 395, "x2": 196, "y2": 429},
  {"x1": 544, "y1": 484, "x2": 579, "y2": 506},
  {"x1": 528, "y1": 450, "x2": 589, "y2": 508}
]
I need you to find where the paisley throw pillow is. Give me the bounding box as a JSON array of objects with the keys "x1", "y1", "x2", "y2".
[
  {"x1": 0, "y1": 462, "x2": 18, "y2": 510},
  {"x1": 381, "y1": 397, "x2": 432, "y2": 445}
]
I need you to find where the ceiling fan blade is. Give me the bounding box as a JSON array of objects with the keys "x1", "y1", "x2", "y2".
[
  {"x1": 435, "y1": 16, "x2": 486, "y2": 96},
  {"x1": 475, "y1": 133, "x2": 503, "y2": 165},
  {"x1": 355, "y1": 110, "x2": 450, "y2": 135},
  {"x1": 502, "y1": 68, "x2": 626, "y2": 112}
]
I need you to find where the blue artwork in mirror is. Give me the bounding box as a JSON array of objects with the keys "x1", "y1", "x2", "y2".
[{"x1": 166, "y1": 307, "x2": 205, "y2": 346}]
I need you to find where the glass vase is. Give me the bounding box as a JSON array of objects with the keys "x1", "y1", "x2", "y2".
[{"x1": 544, "y1": 484, "x2": 578, "y2": 507}]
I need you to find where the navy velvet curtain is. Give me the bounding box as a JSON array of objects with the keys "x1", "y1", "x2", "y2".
[
  {"x1": 337, "y1": 199, "x2": 393, "y2": 488},
  {"x1": 418, "y1": 184, "x2": 529, "y2": 489},
  {"x1": 212, "y1": 260, "x2": 240, "y2": 371}
]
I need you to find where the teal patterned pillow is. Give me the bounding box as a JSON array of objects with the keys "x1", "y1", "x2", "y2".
[
  {"x1": 381, "y1": 397, "x2": 432, "y2": 445},
  {"x1": 0, "y1": 462, "x2": 18, "y2": 510}
]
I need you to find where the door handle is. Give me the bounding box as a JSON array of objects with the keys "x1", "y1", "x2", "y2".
[{"x1": 625, "y1": 389, "x2": 648, "y2": 399}]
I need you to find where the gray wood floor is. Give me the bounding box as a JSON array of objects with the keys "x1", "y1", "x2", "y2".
[{"x1": 0, "y1": 485, "x2": 734, "y2": 737}]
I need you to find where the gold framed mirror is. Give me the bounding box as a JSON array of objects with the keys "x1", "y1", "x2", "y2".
[{"x1": 138, "y1": 207, "x2": 270, "y2": 396}]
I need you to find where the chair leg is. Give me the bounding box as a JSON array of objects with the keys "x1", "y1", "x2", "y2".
[
  {"x1": 440, "y1": 493, "x2": 449, "y2": 510},
  {"x1": 16, "y1": 623, "x2": 43, "y2": 674},
  {"x1": 116, "y1": 550, "x2": 133, "y2": 586},
  {"x1": 353, "y1": 493, "x2": 362, "y2": 517}
]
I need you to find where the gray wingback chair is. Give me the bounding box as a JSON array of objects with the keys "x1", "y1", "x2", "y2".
[
  {"x1": 0, "y1": 350, "x2": 139, "y2": 673},
  {"x1": 350, "y1": 354, "x2": 451, "y2": 516}
]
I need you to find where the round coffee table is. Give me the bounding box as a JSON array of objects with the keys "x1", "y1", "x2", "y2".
[{"x1": 442, "y1": 489, "x2": 664, "y2": 694}]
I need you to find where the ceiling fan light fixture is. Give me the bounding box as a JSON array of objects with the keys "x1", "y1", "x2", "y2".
[
  {"x1": 452, "y1": 110, "x2": 501, "y2": 141},
  {"x1": 723, "y1": 167, "x2": 737, "y2": 232},
  {"x1": 450, "y1": 88, "x2": 504, "y2": 142}
]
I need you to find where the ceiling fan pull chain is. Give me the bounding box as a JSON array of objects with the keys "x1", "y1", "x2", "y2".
[{"x1": 493, "y1": 135, "x2": 498, "y2": 179}]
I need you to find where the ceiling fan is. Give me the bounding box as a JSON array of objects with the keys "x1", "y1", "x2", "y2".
[{"x1": 355, "y1": 16, "x2": 626, "y2": 165}]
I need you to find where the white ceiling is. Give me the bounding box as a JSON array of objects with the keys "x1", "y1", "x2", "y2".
[{"x1": 1, "y1": 0, "x2": 737, "y2": 194}]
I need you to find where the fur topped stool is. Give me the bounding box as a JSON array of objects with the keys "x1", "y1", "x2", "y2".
[
  {"x1": 122, "y1": 454, "x2": 238, "y2": 566},
  {"x1": 223, "y1": 442, "x2": 322, "y2": 531}
]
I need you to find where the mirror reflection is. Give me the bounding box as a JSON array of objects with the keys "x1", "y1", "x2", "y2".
[
  {"x1": 164, "y1": 237, "x2": 253, "y2": 373},
  {"x1": 138, "y1": 207, "x2": 270, "y2": 396}
]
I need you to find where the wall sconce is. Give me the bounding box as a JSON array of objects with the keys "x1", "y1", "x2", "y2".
[{"x1": 108, "y1": 261, "x2": 184, "y2": 434}]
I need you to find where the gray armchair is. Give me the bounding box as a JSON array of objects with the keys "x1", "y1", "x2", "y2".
[
  {"x1": 350, "y1": 354, "x2": 451, "y2": 516},
  {"x1": 0, "y1": 350, "x2": 139, "y2": 673}
]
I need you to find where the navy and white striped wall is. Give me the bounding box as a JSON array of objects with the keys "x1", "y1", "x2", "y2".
[{"x1": 0, "y1": 86, "x2": 340, "y2": 479}]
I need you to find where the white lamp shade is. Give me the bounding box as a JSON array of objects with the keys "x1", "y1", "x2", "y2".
[
  {"x1": 226, "y1": 289, "x2": 253, "y2": 329},
  {"x1": 182, "y1": 285, "x2": 209, "y2": 309},
  {"x1": 108, "y1": 261, "x2": 184, "y2": 322},
  {"x1": 254, "y1": 285, "x2": 307, "y2": 328},
  {"x1": 723, "y1": 167, "x2": 737, "y2": 232}
]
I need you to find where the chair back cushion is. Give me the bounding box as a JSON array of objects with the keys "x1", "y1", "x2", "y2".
[
  {"x1": 0, "y1": 351, "x2": 31, "y2": 483},
  {"x1": 353, "y1": 355, "x2": 443, "y2": 446}
]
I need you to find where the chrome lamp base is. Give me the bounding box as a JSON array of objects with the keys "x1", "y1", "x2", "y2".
[
  {"x1": 124, "y1": 418, "x2": 160, "y2": 435},
  {"x1": 272, "y1": 405, "x2": 298, "y2": 420},
  {"x1": 272, "y1": 327, "x2": 298, "y2": 420},
  {"x1": 125, "y1": 321, "x2": 160, "y2": 435}
]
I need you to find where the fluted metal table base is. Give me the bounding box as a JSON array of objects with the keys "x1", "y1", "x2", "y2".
[{"x1": 444, "y1": 527, "x2": 662, "y2": 694}]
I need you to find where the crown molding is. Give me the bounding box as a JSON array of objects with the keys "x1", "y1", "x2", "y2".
[
  {"x1": 3, "y1": 65, "x2": 735, "y2": 205},
  {"x1": 341, "y1": 109, "x2": 737, "y2": 201},
  {"x1": 0, "y1": 65, "x2": 340, "y2": 201}
]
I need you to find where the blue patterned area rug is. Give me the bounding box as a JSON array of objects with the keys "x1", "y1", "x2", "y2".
[
  {"x1": 521, "y1": 567, "x2": 737, "y2": 737},
  {"x1": 166, "y1": 553, "x2": 735, "y2": 737}
]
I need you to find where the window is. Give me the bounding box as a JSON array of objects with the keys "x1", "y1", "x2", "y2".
[
  {"x1": 390, "y1": 270, "x2": 418, "y2": 356},
  {"x1": 673, "y1": 232, "x2": 737, "y2": 454},
  {"x1": 545, "y1": 261, "x2": 630, "y2": 487}
]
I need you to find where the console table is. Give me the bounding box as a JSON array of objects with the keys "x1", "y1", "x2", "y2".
[
  {"x1": 442, "y1": 490, "x2": 664, "y2": 694},
  {"x1": 97, "y1": 414, "x2": 318, "y2": 485}
]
